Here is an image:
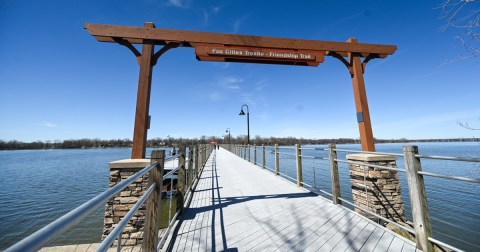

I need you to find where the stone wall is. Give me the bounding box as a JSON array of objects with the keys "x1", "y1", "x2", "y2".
[
  {"x1": 103, "y1": 159, "x2": 150, "y2": 246},
  {"x1": 347, "y1": 154, "x2": 405, "y2": 224}
]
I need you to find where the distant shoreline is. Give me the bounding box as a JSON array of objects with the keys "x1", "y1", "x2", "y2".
[{"x1": 1, "y1": 137, "x2": 478, "y2": 151}]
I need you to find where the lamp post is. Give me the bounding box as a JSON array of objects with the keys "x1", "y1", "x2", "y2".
[
  {"x1": 239, "y1": 104, "x2": 250, "y2": 145},
  {"x1": 225, "y1": 128, "x2": 231, "y2": 145},
  {"x1": 225, "y1": 128, "x2": 231, "y2": 151}
]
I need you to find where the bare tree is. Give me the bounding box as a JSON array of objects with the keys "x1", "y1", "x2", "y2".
[
  {"x1": 458, "y1": 118, "x2": 480, "y2": 130},
  {"x1": 439, "y1": 0, "x2": 480, "y2": 61}
]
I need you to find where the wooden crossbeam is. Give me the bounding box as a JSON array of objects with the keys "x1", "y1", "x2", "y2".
[{"x1": 84, "y1": 24, "x2": 396, "y2": 57}]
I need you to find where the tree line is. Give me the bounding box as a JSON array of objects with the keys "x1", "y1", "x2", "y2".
[{"x1": 0, "y1": 136, "x2": 478, "y2": 150}]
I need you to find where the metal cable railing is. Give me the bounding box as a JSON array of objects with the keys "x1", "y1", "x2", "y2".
[
  {"x1": 229, "y1": 143, "x2": 479, "y2": 252},
  {"x1": 4, "y1": 159, "x2": 162, "y2": 252},
  {"x1": 6, "y1": 144, "x2": 215, "y2": 252}
]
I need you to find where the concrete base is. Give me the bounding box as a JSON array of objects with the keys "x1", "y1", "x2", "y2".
[
  {"x1": 109, "y1": 159, "x2": 150, "y2": 169},
  {"x1": 39, "y1": 243, "x2": 141, "y2": 252}
]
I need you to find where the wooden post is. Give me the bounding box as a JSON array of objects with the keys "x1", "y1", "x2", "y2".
[
  {"x1": 177, "y1": 147, "x2": 186, "y2": 215},
  {"x1": 131, "y1": 23, "x2": 155, "y2": 159},
  {"x1": 296, "y1": 144, "x2": 303, "y2": 187},
  {"x1": 203, "y1": 145, "x2": 206, "y2": 166},
  {"x1": 262, "y1": 144, "x2": 266, "y2": 169},
  {"x1": 275, "y1": 144, "x2": 280, "y2": 175},
  {"x1": 404, "y1": 146, "x2": 433, "y2": 252},
  {"x1": 328, "y1": 144, "x2": 341, "y2": 205},
  {"x1": 143, "y1": 150, "x2": 164, "y2": 250},
  {"x1": 197, "y1": 146, "x2": 202, "y2": 171},
  {"x1": 254, "y1": 144, "x2": 257, "y2": 165},
  {"x1": 188, "y1": 146, "x2": 194, "y2": 192},
  {"x1": 194, "y1": 145, "x2": 199, "y2": 179},
  {"x1": 348, "y1": 38, "x2": 375, "y2": 152}
]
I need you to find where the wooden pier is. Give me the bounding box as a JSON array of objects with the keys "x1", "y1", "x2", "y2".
[{"x1": 165, "y1": 148, "x2": 419, "y2": 251}]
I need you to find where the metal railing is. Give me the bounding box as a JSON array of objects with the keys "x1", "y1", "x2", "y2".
[
  {"x1": 227, "y1": 143, "x2": 480, "y2": 252},
  {"x1": 6, "y1": 144, "x2": 214, "y2": 252}
]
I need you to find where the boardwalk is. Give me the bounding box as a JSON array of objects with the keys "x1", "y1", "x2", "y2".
[{"x1": 167, "y1": 148, "x2": 419, "y2": 252}]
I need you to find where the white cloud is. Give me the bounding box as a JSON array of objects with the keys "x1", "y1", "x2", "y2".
[
  {"x1": 168, "y1": 0, "x2": 190, "y2": 8},
  {"x1": 254, "y1": 79, "x2": 268, "y2": 91},
  {"x1": 209, "y1": 92, "x2": 225, "y2": 102},
  {"x1": 201, "y1": 6, "x2": 222, "y2": 24},
  {"x1": 39, "y1": 121, "x2": 57, "y2": 128},
  {"x1": 219, "y1": 76, "x2": 243, "y2": 90},
  {"x1": 202, "y1": 9, "x2": 209, "y2": 24},
  {"x1": 233, "y1": 15, "x2": 249, "y2": 33}
]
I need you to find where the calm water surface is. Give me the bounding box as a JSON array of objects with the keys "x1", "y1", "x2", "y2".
[{"x1": 0, "y1": 143, "x2": 479, "y2": 250}]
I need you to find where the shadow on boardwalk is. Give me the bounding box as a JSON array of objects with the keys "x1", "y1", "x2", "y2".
[{"x1": 166, "y1": 149, "x2": 418, "y2": 252}]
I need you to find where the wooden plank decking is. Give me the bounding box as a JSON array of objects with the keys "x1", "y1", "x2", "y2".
[{"x1": 166, "y1": 148, "x2": 419, "y2": 252}]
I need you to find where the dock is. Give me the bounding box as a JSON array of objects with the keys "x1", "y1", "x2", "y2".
[{"x1": 166, "y1": 148, "x2": 418, "y2": 251}]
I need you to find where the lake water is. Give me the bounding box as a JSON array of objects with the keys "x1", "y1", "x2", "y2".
[{"x1": 0, "y1": 143, "x2": 479, "y2": 251}]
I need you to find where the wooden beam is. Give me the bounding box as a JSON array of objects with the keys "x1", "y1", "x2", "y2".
[
  {"x1": 84, "y1": 23, "x2": 396, "y2": 56},
  {"x1": 348, "y1": 38, "x2": 375, "y2": 152},
  {"x1": 131, "y1": 23, "x2": 154, "y2": 159}
]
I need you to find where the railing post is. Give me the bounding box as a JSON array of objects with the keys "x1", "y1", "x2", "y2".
[
  {"x1": 248, "y1": 144, "x2": 251, "y2": 162},
  {"x1": 194, "y1": 145, "x2": 199, "y2": 178},
  {"x1": 296, "y1": 144, "x2": 303, "y2": 187},
  {"x1": 198, "y1": 145, "x2": 203, "y2": 171},
  {"x1": 143, "y1": 150, "x2": 165, "y2": 251},
  {"x1": 177, "y1": 146, "x2": 186, "y2": 215},
  {"x1": 254, "y1": 144, "x2": 257, "y2": 164},
  {"x1": 275, "y1": 144, "x2": 279, "y2": 175},
  {"x1": 404, "y1": 146, "x2": 433, "y2": 252},
  {"x1": 188, "y1": 146, "x2": 194, "y2": 192},
  {"x1": 328, "y1": 144, "x2": 341, "y2": 205},
  {"x1": 262, "y1": 144, "x2": 266, "y2": 169},
  {"x1": 203, "y1": 144, "x2": 206, "y2": 166}
]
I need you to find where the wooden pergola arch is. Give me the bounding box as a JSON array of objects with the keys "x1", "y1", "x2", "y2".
[{"x1": 85, "y1": 22, "x2": 396, "y2": 159}]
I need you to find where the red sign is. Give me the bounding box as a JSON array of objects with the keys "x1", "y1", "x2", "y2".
[{"x1": 195, "y1": 45, "x2": 325, "y2": 67}]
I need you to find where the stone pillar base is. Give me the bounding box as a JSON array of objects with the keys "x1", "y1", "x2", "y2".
[
  {"x1": 347, "y1": 154, "x2": 405, "y2": 224},
  {"x1": 103, "y1": 159, "x2": 150, "y2": 246}
]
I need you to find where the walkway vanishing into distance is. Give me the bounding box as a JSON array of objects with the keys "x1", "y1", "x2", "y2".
[{"x1": 166, "y1": 148, "x2": 419, "y2": 252}]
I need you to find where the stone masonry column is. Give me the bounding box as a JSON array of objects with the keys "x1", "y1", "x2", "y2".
[
  {"x1": 103, "y1": 159, "x2": 150, "y2": 246},
  {"x1": 346, "y1": 154, "x2": 405, "y2": 224}
]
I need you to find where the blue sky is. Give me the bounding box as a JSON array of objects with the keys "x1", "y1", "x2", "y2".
[{"x1": 0, "y1": 0, "x2": 479, "y2": 142}]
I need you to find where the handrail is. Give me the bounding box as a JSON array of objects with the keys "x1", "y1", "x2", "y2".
[
  {"x1": 97, "y1": 183, "x2": 157, "y2": 250},
  {"x1": 415, "y1": 154, "x2": 480, "y2": 163},
  {"x1": 428, "y1": 237, "x2": 466, "y2": 252},
  {"x1": 276, "y1": 151, "x2": 296, "y2": 157},
  {"x1": 417, "y1": 170, "x2": 480, "y2": 183},
  {"x1": 5, "y1": 161, "x2": 159, "y2": 252},
  {"x1": 333, "y1": 148, "x2": 404, "y2": 157}
]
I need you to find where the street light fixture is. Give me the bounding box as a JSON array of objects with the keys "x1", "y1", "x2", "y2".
[
  {"x1": 239, "y1": 104, "x2": 250, "y2": 145},
  {"x1": 225, "y1": 128, "x2": 231, "y2": 145}
]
